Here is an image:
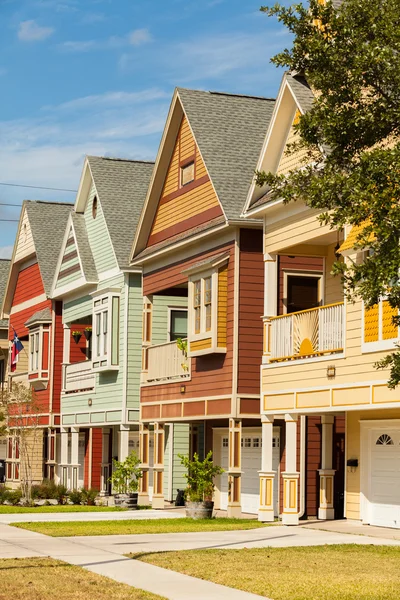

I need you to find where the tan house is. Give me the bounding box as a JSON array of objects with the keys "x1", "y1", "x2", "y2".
[
  {"x1": 244, "y1": 71, "x2": 400, "y2": 529},
  {"x1": 0, "y1": 259, "x2": 10, "y2": 465}
]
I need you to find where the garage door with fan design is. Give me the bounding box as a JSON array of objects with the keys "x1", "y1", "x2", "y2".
[{"x1": 365, "y1": 427, "x2": 400, "y2": 529}]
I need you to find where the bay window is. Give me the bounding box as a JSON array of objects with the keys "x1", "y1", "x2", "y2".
[
  {"x1": 27, "y1": 322, "x2": 50, "y2": 384},
  {"x1": 92, "y1": 289, "x2": 120, "y2": 371}
]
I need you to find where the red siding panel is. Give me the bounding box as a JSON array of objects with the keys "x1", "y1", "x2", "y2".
[
  {"x1": 69, "y1": 325, "x2": 89, "y2": 364},
  {"x1": 9, "y1": 299, "x2": 51, "y2": 339},
  {"x1": 91, "y1": 429, "x2": 102, "y2": 491},
  {"x1": 12, "y1": 263, "x2": 45, "y2": 306},
  {"x1": 52, "y1": 301, "x2": 63, "y2": 414}
]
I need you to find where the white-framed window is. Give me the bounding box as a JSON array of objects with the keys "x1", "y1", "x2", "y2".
[
  {"x1": 190, "y1": 272, "x2": 215, "y2": 337},
  {"x1": 168, "y1": 307, "x2": 188, "y2": 342},
  {"x1": 181, "y1": 161, "x2": 195, "y2": 187},
  {"x1": 92, "y1": 289, "x2": 120, "y2": 371},
  {"x1": 27, "y1": 324, "x2": 50, "y2": 380},
  {"x1": 362, "y1": 298, "x2": 399, "y2": 353}
]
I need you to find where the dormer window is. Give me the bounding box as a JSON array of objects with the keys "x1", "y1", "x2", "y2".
[{"x1": 181, "y1": 161, "x2": 194, "y2": 187}]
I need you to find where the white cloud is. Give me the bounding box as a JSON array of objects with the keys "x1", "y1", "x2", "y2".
[
  {"x1": 18, "y1": 20, "x2": 54, "y2": 42},
  {"x1": 129, "y1": 28, "x2": 152, "y2": 46},
  {"x1": 81, "y1": 12, "x2": 105, "y2": 24},
  {"x1": 0, "y1": 246, "x2": 13, "y2": 259},
  {"x1": 62, "y1": 40, "x2": 97, "y2": 52},
  {"x1": 42, "y1": 88, "x2": 168, "y2": 112}
]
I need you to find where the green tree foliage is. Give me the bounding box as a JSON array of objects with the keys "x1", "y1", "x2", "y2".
[
  {"x1": 179, "y1": 451, "x2": 224, "y2": 502},
  {"x1": 109, "y1": 451, "x2": 142, "y2": 494},
  {"x1": 257, "y1": 0, "x2": 400, "y2": 386}
]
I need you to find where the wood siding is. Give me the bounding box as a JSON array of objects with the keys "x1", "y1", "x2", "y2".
[
  {"x1": 91, "y1": 428, "x2": 102, "y2": 490},
  {"x1": 84, "y1": 184, "x2": 117, "y2": 275},
  {"x1": 12, "y1": 262, "x2": 44, "y2": 306},
  {"x1": 276, "y1": 112, "x2": 309, "y2": 176},
  {"x1": 237, "y1": 229, "x2": 264, "y2": 395},
  {"x1": 10, "y1": 299, "x2": 51, "y2": 339},
  {"x1": 15, "y1": 210, "x2": 35, "y2": 263},
  {"x1": 148, "y1": 116, "x2": 223, "y2": 247},
  {"x1": 56, "y1": 227, "x2": 82, "y2": 289},
  {"x1": 69, "y1": 325, "x2": 89, "y2": 364}
]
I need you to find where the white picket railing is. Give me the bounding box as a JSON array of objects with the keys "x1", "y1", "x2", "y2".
[
  {"x1": 62, "y1": 361, "x2": 95, "y2": 393},
  {"x1": 143, "y1": 340, "x2": 190, "y2": 384},
  {"x1": 267, "y1": 302, "x2": 344, "y2": 362}
]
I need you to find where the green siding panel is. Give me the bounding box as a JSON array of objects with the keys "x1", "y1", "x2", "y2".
[
  {"x1": 152, "y1": 295, "x2": 188, "y2": 345},
  {"x1": 126, "y1": 273, "x2": 143, "y2": 411},
  {"x1": 63, "y1": 295, "x2": 92, "y2": 324},
  {"x1": 172, "y1": 423, "x2": 190, "y2": 496},
  {"x1": 85, "y1": 184, "x2": 117, "y2": 275}
]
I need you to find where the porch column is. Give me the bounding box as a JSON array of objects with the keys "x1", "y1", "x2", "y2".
[
  {"x1": 227, "y1": 418, "x2": 242, "y2": 518},
  {"x1": 258, "y1": 415, "x2": 275, "y2": 522},
  {"x1": 318, "y1": 415, "x2": 335, "y2": 520},
  {"x1": 262, "y1": 253, "x2": 278, "y2": 363},
  {"x1": 282, "y1": 414, "x2": 299, "y2": 525},
  {"x1": 70, "y1": 427, "x2": 79, "y2": 490},
  {"x1": 60, "y1": 427, "x2": 69, "y2": 488},
  {"x1": 138, "y1": 423, "x2": 150, "y2": 505},
  {"x1": 119, "y1": 424, "x2": 130, "y2": 462},
  {"x1": 152, "y1": 422, "x2": 165, "y2": 509}
]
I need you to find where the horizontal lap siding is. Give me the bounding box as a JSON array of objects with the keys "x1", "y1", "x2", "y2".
[
  {"x1": 265, "y1": 208, "x2": 332, "y2": 254},
  {"x1": 85, "y1": 184, "x2": 117, "y2": 275},
  {"x1": 238, "y1": 229, "x2": 263, "y2": 395},
  {"x1": 10, "y1": 299, "x2": 52, "y2": 339},
  {"x1": 141, "y1": 242, "x2": 235, "y2": 404},
  {"x1": 126, "y1": 274, "x2": 143, "y2": 411},
  {"x1": 325, "y1": 243, "x2": 344, "y2": 305},
  {"x1": 12, "y1": 263, "x2": 44, "y2": 306},
  {"x1": 63, "y1": 295, "x2": 92, "y2": 324}
]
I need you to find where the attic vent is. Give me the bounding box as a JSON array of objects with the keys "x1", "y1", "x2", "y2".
[{"x1": 92, "y1": 196, "x2": 98, "y2": 219}]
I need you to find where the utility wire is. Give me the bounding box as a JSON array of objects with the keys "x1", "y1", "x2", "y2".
[
  {"x1": 0, "y1": 219, "x2": 19, "y2": 222},
  {"x1": 0, "y1": 203, "x2": 23, "y2": 207},
  {"x1": 0, "y1": 182, "x2": 77, "y2": 193}
]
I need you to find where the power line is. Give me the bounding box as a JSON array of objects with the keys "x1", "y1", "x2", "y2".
[
  {"x1": 0, "y1": 219, "x2": 19, "y2": 222},
  {"x1": 0, "y1": 203, "x2": 23, "y2": 207},
  {"x1": 0, "y1": 182, "x2": 77, "y2": 193}
]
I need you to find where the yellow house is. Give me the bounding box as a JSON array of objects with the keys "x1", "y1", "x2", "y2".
[{"x1": 244, "y1": 72, "x2": 400, "y2": 529}]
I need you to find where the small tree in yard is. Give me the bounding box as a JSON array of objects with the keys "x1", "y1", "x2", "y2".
[
  {"x1": 257, "y1": 0, "x2": 400, "y2": 387},
  {"x1": 109, "y1": 451, "x2": 142, "y2": 494},
  {"x1": 0, "y1": 383, "x2": 41, "y2": 504},
  {"x1": 179, "y1": 451, "x2": 224, "y2": 502}
]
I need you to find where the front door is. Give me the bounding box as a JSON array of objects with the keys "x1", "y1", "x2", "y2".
[{"x1": 286, "y1": 275, "x2": 320, "y2": 314}]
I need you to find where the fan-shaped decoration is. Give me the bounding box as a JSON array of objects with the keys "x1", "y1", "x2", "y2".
[
  {"x1": 294, "y1": 310, "x2": 319, "y2": 356},
  {"x1": 376, "y1": 434, "x2": 394, "y2": 446}
]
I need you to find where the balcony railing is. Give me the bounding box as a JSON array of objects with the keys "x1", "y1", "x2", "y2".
[
  {"x1": 62, "y1": 361, "x2": 95, "y2": 394},
  {"x1": 264, "y1": 302, "x2": 344, "y2": 363},
  {"x1": 143, "y1": 340, "x2": 190, "y2": 384}
]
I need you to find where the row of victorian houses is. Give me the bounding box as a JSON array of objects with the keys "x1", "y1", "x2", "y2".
[{"x1": 1, "y1": 66, "x2": 399, "y2": 529}]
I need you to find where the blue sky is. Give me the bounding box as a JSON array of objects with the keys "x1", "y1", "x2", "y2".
[{"x1": 0, "y1": 0, "x2": 291, "y2": 257}]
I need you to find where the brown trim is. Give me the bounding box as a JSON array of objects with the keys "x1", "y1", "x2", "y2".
[
  {"x1": 179, "y1": 154, "x2": 195, "y2": 168},
  {"x1": 62, "y1": 250, "x2": 78, "y2": 265},
  {"x1": 65, "y1": 235, "x2": 75, "y2": 249},
  {"x1": 148, "y1": 205, "x2": 223, "y2": 247},
  {"x1": 58, "y1": 263, "x2": 81, "y2": 280},
  {"x1": 159, "y1": 175, "x2": 210, "y2": 206}
]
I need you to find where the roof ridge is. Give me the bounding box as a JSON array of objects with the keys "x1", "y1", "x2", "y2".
[
  {"x1": 24, "y1": 200, "x2": 74, "y2": 206},
  {"x1": 88, "y1": 155, "x2": 155, "y2": 165},
  {"x1": 177, "y1": 87, "x2": 275, "y2": 102}
]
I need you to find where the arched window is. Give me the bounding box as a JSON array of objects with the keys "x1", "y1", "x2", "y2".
[{"x1": 376, "y1": 434, "x2": 394, "y2": 446}]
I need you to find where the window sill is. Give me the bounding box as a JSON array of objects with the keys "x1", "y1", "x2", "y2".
[{"x1": 361, "y1": 340, "x2": 399, "y2": 354}]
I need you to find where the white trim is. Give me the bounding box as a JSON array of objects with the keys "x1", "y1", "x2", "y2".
[
  {"x1": 50, "y1": 215, "x2": 76, "y2": 298},
  {"x1": 10, "y1": 294, "x2": 47, "y2": 315},
  {"x1": 122, "y1": 273, "x2": 129, "y2": 423},
  {"x1": 283, "y1": 270, "x2": 324, "y2": 315},
  {"x1": 92, "y1": 290, "x2": 121, "y2": 371},
  {"x1": 232, "y1": 228, "x2": 240, "y2": 415},
  {"x1": 167, "y1": 306, "x2": 188, "y2": 342},
  {"x1": 49, "y1": 303, "x2": 56, "y2": 413},
  {"x1": 98, "y1": 267, "x2": 121, "y2": 282},
  {"x1": 51, "y1": 278, "x2": 97, "y2": 300}
]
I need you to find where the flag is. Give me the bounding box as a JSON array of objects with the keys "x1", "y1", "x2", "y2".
[{"x1": 11, "y1": 330, "x2": 24, "y2": 373}]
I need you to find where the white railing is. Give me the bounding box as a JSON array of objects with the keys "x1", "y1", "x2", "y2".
[
  {"x1": 143, "y1": 340, "x2": 190, "y2": 384},
  {"x1": 62, "y1": 361, "x2": 95, "y2": 393},
  {"x1": 265, "y1": 302, "x2": 344, "y2": 362}
]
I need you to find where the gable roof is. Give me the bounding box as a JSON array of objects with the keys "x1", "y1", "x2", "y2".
[
  {"x1": 23, "y1": 201, "x2": 73, "y2": 296},
  {"x1": 85, "y1": 156, "x2": 154, "y2": 268},
  {"x1": 24, "y1": 307, "x2": 52, "y2": 328},
  {"x1": 0, "y1": 260, "x2": 10, "y2": 328},
  {"x1": 132, "y1": 88, "x2": 275, "y2": 260},
  {"x1": 70, "y1": 213, "x2": 98, "y2": 282}
]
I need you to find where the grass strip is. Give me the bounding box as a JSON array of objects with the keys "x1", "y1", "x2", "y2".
[
  {"x1": 0, "y1": 505, "x2": 126, "y2": 513},
  {"x1": 12, "y1": 517, "x2": 267, "y2": 537}
]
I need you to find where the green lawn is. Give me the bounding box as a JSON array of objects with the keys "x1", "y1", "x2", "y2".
[
  {"x1": 0, "y1": 505, "x2": 126, "y2": 514},
  {"x1": 12, "y1": 517, "x2": 267, "y2": 537},
  {"x1": 0, "y1": 558, "x2": 163, "y2": 600},
  {"x1": 134, "y1": 545, "x2": 400, "y2": 600}
]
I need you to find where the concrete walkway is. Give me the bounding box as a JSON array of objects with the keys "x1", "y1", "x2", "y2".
[
  {"x1": 301, "y1": 518, "x2": 400, "y2": 540},
  {"x1": 0, "y1": 508, "x2": 183, "y2": 524}
]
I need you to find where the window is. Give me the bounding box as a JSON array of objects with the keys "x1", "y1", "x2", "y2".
[
  {"x1": 204, "y1": 277, "x2": 212, "y2": 331},
  {"x1": 222, "y1": 437, "x2": 229, "y2": 448},
  {"x1": 169, "y1": 309, "x2": 188, "y2": 342},
  {"x1": 27, "y1": 325, "x2": 50, "y2": 381},
  {"x1": 376, "y1": 434, "x2": 394, "y2": 446},
  {"x1": 92, "y1": 196, "x2": 98, "y2": 219},
  {"x1": 181, "y1": 161, "x2": 194, "y2": 187},
  {"x1": 362, "y1": 299, "x2": 399, "y2": 352},
  {"x1": 192, "y1": 276, "x2": 213, "y2": 336},
  {"x1": 92, "y1": 290, "x2": 120, "y2": 371}
]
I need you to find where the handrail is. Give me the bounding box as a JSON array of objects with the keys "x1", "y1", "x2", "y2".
[{"x1": 268, "y1": 302, "x2": 344, "y2": 321}]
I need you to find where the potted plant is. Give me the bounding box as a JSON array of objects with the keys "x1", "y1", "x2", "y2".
[
  {"x1": 71, "y1": 330, "x2": 82, "y2": 344},
  {"x1": 83, "y1": 326, "x2": 92, "y2": 341},
  {"x1": 109, "y1": 451, "x2": 142, "y2": 508},
  {"x1": 179, "y1": 451, "x2": 224, "y2": 519}
]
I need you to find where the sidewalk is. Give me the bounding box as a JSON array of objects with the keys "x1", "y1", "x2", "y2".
[
  {"x1": 301, "y1": 518, "x2": 400, "y2": 540},
  {"x1": 0, "y1": 508, "x2": 184, "y2": 524}
]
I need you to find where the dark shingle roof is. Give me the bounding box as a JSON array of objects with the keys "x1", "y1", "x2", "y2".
[
  {"x1": 87, "y1": 156, "x2": 154, "y2": 268},
  {"x1": 285, "y1": 73, "x2": 314, "y2": 114},
  {"x1": 177, "y1": 89, "x2": 275, "y2": 221},
  {"x1": 24, "y1": 307, "x2": 52, "y2": 327},
  {"x1": 0, "y1": 259, "x2": 10, "y2": 328},
  {"x1": 25, "y1": 201, "x2": 73, "y2": 296},
  {"x1": 71, "y1": 213, "x2": 98, "y2": 282}
]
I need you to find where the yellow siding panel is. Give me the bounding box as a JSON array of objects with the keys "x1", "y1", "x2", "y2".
[
  {"x1": 264, "y1": 393, "x2": 294, "y2": 411},
  {"x1": 217, "y1": 265, "x2": 228, "y2": 347},
  {"x1": 190, "y1": 338, "x2": 212, "y2": 352},
  {"x1": 382, "y1": 301, "x2": 398, "y2": 340},
  {"x1": 296, "y1": 389, "x2": 330, "y2": 409},
  {"x1": 332, "y1": 386, "x2": 369, "y2": 406},
  {"x1": 372, "y1": 384, "x2": 400, "y2": 404},
  {"x1": 325, "y1": 243, "x2": 344, "y2": 305},
  {"x1": 276, "y1": 116, "x2": 310, "y2": 176},
  {"x1": 364, "y1": 304, "x2": 379, "y2": 343},
  {"x1": 196, "y1": 154, "x2": 207, "y2": 179},
  {"x1": 162, "y1": 144, "x2": 180, "y2": 196}
]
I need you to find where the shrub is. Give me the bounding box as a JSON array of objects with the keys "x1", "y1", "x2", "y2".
[
  {"x1": 179, "y1": 451, "x2": 224, "y2": 502},
  {"x1": 68, "y1": 490, "x2": 83, "y2": 505},
  {"x1": 80, "y1": 487, "x2": 98, "y2": 506},
  {"x1": 109, "y1": 451, "x2": 142, "y2": 494},
  {"x1": 5, "y1": 488, "x2": 22, "y2": 505},
  {"x1": 31, "y1": 480, "x2": 68, "y2": 504}
]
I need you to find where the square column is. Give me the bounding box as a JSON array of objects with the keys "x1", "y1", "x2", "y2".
[
  {"x1": 138, "y1": 423, "x2": 150, "y2": 505},
  {"x1": 60, "y1": 427, "x2": 69, "y2": 488},
  {"x1": 318, "y1": 415, "x2": 335, "y2": 520},
  {"x1": 262, "y1": 253, "x2": 278, "y2": 363},
  {"x1": 70, "y1": 427, "x2": 79, "y2": 490},
  {"x1": 282, "y1": 414, "x2": 299, "y2": 525},
  {"x1": 258, "y1": 415, "x2": 276, "y2": 522},
  {"x1": 152, "y1": 423, "x2": 165, "y2": 509},
  {"x1": 227, "y1": 418, "x2": 242, "y2": 518},
  {"x1": 119, "y1": 424, "x2": 130, "y2": 462}
]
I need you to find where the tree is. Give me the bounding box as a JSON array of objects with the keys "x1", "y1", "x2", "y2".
[
  {"x1": 257, "y1": 0, "x2": 400, "y2": 386},
  {"x1": 0, "y1": 383, "x2": 41, "y2": 504}
]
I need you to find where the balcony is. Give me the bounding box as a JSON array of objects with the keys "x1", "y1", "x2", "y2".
[
  {"x1": 142, "y1": 340, "x2": 190, "y2": 384},
  {"x1": 62, "y1": 361, "x2": 95, "y2": 394},
  {"x1": 264, "y1": 302, "x2": 344, "y2": 363}
]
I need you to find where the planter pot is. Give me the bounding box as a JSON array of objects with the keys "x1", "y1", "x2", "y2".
[
  {"x1": 185, "y1": 500, "x2": 214, "y2": 519},
  {"x1": 84, "y1": 329, "x2": 92, "y2": 341},
  {"x1": 72, "y1": 332, "x2": 82, "y2": 344},
  {"x1": 114, "y1": 492, "x2": 138, "y2": 509}
]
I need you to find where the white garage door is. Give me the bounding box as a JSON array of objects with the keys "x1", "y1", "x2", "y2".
[
  {"x1": 219, "y1": 428, "x2": 280, "y2": 515},
  {"x1": 129, "y1": 432, "x2": 154, "y2": 501},
  {"x1": 365, "y1": 428, "x2": 400, "y2": 529}
]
